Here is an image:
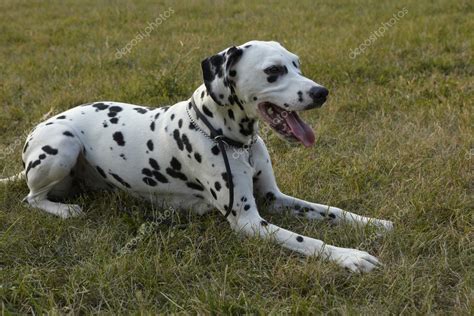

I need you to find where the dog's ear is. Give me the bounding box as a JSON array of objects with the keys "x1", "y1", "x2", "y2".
[{"x1": 201, "y1": 46, "x2": 243, "y2": 106}]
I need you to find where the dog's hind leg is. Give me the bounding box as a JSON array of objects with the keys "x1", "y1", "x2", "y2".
[{"x1": 23, "y1": 128, "x2": 84, "y2": 219}]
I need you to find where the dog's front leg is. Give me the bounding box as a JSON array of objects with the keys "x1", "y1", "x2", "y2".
[
  {"x1": 225, "y1": 204, "x2": 382, "y2": 273},
  {"x1": 216, "y1": 168, "x2": 380, "y2": 273},
  {"x1": 264, "y1": 191, "x2": 394, "y2": 231}
]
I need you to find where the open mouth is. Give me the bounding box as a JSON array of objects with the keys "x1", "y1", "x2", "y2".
[{"x1": 257, "y1": 102, "x2": 315, "y2": 147}]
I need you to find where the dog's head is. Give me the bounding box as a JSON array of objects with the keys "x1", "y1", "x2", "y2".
[{"x1": 201, "y1": 40, "x2": 328, "y2": 147}]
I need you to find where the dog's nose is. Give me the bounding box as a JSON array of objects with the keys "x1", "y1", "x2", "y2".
[
  {"x1": 305, "y1": 86, "x2": 329, "y2": 109},
  {"x1": 308, "y1": 86, "x2": 329, "y2": 101}
]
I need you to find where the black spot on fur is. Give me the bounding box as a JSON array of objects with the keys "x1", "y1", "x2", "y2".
[
  {"x1": 329, "y1": 213, "x2": 336, "y2": 219},
  {"x1": 112, "y1": 132, "x2": 125, "y2": 146},
  {"x1": 150, "y1": 121, "x2": 155, "y2": 131},
  {"x1": 228, "y1": 109, "x2": 235, "y2": 120},
  {"x1": 261, "y1": 220, "x2": 268, "y2": 226},
  {"x1": 142, "y1": 168, "x2": 153, "y2": 177},
  {"x1": 182, "y1": 134, "x2": 192, "y2": 153},
  {"x1": 56, "y1": 115, "x2": 66, "y2": 120},
  {"x1": 173, "y1": 129, "x2": 184, "y2": 151},
  {"x1": 239, "y1": 118, "x2": 255, "y2": 136},
  {"x1": 244, "y1": 204, "x2": 251, "y2": 211},
  {"x1": 149, "y1": 158, "x2": 160, "y2": 170},
  {"x1": 296, "y1": 236, "x2": 304, "y2": 242},
  {"x1": 39, "y1": 154, "x2": 46, "y2": 160},
  {"x1": 153, "y1": 171, "x2": 169, "y2": 183},
  {"x1": 166, "y1": 168, "x2": 187, "y2": 181},
  {"x1": 221, "y1": 172, "x2": 230, "y2": 188},
  {"x1": 143, "y1": 177, "x2": 157, "y2": 186},
  {"x1": 147, "y1": 140, "x2": 154, "y2": 151},
  {"x1": 211, "y1": 145, "x2": 220, "y2": 155},
  {"x1": 63, "y1": 131, "x2": 74, "y2": 137},
  {"x1": 110, "y1": 118, "x2": 119, "y2": 124},
  {"x1": 178, "y1": 119, "x2": 183, "y2": 128},
  {"x1": 93, "y1": 103, "x2": 108, "y2": 111},
  {"x1": 42, "y1": 146, "x2": 58, "y2": 155},
  {"x1": 297, "y1": 91, "x2": 303, "y2": 102},
  {"x1": 202, "y1": 105, "x2": 213, "y2": 118},
  {"x1": 110, "y1": 173, "x2": 131, "y2": 188},
  {"x1": 96, "y1": 166, "x2": 107, "y2": 178},
  {"x1": 25, "y1": 159, "x2": 41, "y2": 175},
  {"x1": 186, "y1": 182, "x2": 204, "y2": 191},
  {"x1": 194, "y1": 152, "x2": 202, "y2": 163},
  {"x1": 109, "y1": 106, "x2": 123, "y2": 113},
  {"x1": 170, "y1": 157, "x2": 181, "y2": 170},
  {"x1": 210, "y1": 189, "x2": 217, "y2": 200},
  {"x1": 134, "y1": 108, "x2": 148, "y2": 114},
  {"x1": 171, "y1": 114, "x2": 175, "y2": 120},
  {"x1": 214, "y1": 181, "x2": 221, "y2": 191}
]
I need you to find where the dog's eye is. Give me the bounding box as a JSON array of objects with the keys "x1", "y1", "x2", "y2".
[{"x1": 264, "y1": 65, "x2": 283, "y2": 75}]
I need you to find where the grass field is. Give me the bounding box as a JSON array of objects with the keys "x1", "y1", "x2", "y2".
[{"x1": 0, "y1": 0, "x2": 472, "y2": 314}]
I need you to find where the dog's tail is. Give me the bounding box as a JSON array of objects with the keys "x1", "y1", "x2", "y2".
[{"x1": 0, "y1": 171, "x2": 26, "y2": 184}]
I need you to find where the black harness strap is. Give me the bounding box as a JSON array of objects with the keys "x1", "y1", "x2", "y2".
[{"x1": 189, "y1": 99, "x2": 248, "y2": 218}]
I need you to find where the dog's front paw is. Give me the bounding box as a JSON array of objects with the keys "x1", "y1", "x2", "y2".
[{"x1": 328, "y1": 247, "x2": 382, "y2": 273}]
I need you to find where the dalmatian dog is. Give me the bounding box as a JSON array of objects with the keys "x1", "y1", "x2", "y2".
[{"x1": 1, "y1": 40, "x2": 393, "y2": 272}]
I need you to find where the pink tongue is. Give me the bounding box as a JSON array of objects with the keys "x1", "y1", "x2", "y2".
[{"x1": 284, "y1": 112, "x2": 315, "y2": 147}]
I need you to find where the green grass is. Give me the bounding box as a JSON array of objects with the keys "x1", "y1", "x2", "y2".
[{"x1": 0, "y1": 0, "x2": 472, "y2": 313}]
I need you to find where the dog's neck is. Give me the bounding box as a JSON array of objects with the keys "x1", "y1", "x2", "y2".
[{"x1": 188, "y1": 85, "x2": 258, "y2": 145}]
